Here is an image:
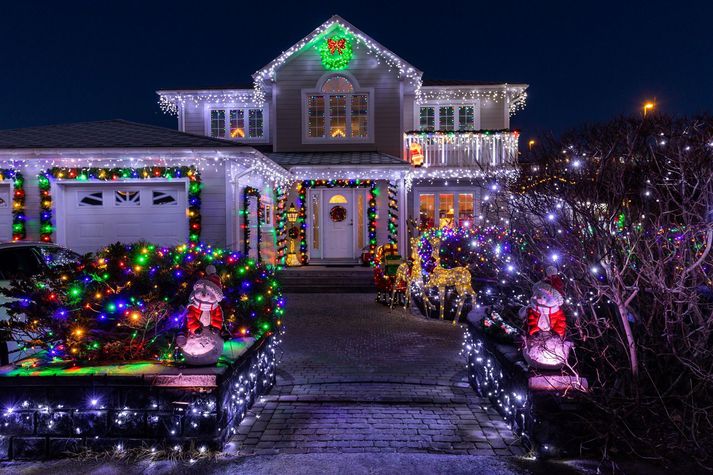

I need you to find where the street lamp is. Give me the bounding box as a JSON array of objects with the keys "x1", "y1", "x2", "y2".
[
  {"x1": 528, "y1": 139, "x2": 536, "y2": 151},
  {"x1": 643, "y1": 101, "x2": 655, "y2": 117}
]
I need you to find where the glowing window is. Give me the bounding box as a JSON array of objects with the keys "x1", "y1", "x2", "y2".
[
  {"x1": 328, "y1": 194, "x2": 348, "y2": 204},
  {"x1": 321, "y1": 76, "x2": 354, "y2": 93}
]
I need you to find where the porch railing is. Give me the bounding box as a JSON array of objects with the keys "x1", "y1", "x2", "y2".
[{"x1": 404, "y1": 130, "x2": 520, "y2": 169}]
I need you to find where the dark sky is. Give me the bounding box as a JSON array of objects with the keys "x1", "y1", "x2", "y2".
[{"x1": 1, "y1": 0, "x2": 711, "y2": 139}]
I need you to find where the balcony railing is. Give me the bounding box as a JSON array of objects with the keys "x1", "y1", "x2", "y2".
[{"x1": 404, "y1": 130, "x2": 520, "y2": 169}]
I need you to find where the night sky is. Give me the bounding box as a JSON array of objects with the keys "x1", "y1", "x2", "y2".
[{"x1": 1, "y1": 1, "x2": 711, "y2": 139}]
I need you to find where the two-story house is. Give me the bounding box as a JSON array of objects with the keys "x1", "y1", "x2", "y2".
[
  {"x1": 157, "y1": 15, "x2": 527, "y2": 265},
  {"x1": 0, "y1": 15, "x2": 526, "y2": 264}
]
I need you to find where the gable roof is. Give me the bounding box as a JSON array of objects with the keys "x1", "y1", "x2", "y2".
[
  {"x1": 265, "y1": 151, "x2": 407, "y2": 167},
  {"x1": 254, "y1": 15, "x2": 422, "y2": 86},
  {"x1": 0, "y1": 120, "x2": 244, "y2": 150}
]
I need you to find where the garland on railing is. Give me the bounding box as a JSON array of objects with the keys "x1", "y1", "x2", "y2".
[
  {"x1": 404, "y1": 128, "x2": 520, "y2": 136},
  {"x1": 0, "y1": 170, "x2": 26, "y2": 241},
  {"x1": 242, "y1": 186, "x2": 262, "y2": 261},
  {"x1": 37, "y1": 167, "x2": 201, "y2": 243},
  {"x1": 387, "y1": 181, "x2": 398, "y2": 245},
  {"x1": 297, "y1": 180, "x2": 377, "y2": 265},
  {"x1": 274, "y1": 187, "x2": 288, "y2": 266}
]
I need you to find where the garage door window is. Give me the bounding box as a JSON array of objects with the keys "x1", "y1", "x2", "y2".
[
  {"x1": 152, "y1": 190, "x2": 177, "y2": 206},
  {"x1": 115, "y1": 191, "x2": 140, "y2": 206},
  {"x1": 78, "y1": 191, "x2": 103, "y2": 207},
  {"x1": 0, "y1": 192, "x2": 8, "y2": 208}
]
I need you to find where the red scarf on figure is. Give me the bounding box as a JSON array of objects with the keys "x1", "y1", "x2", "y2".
[
  {"x1": 527, "y1": 304, "x2": 566, "y2": 337},
  {"x1": 186, "y1": 298, "x2": 223, "y2": 333}
]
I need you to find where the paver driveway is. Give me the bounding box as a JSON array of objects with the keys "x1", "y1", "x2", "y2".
[{"x1": 230, "y1": 293, "x2": 524, "y2": 457}]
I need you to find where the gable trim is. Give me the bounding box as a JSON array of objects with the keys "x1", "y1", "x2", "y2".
[{"x1": 252, "y1": 15, "x2": 423, "y2": 103}]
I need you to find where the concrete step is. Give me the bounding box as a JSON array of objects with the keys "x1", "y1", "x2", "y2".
[{"x1": 279, "y1": 268, "x2": 375, "y2": 293}]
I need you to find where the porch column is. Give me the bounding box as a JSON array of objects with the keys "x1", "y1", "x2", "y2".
[{"x1": 398, "y1": 177, "x2": 407, "y2": 255}]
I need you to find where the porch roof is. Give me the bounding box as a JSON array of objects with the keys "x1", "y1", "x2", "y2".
[
  {"x1": 265, "y1": 151, "x2": 407, "y2": 167},
  {"x1": 0, "y1": 119, "x2": 244, "y2": 150}
]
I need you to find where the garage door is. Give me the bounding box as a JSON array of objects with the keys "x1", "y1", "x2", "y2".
[
  {"x1": 59, "y1": 181, "x2": 188, "y2": 254},
  {"x1": 0, "y1": 183, "x2": 12, "y2": 241}
]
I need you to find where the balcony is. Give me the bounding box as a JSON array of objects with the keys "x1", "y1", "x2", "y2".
[{"x1": 404, "y1": 130, "x2": 520, "y2": 169}]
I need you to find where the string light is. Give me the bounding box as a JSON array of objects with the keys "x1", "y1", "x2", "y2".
[
  {"x1": 38, "y1": 166, "x2": 202, "y2": 243},
  {"x1": 0, "y1": 170, "x2": 26, "y2": 240}
]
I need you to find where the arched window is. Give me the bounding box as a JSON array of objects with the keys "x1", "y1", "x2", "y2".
[
  {"x1": 321, "y1": 76, "x2": 354, "y2": 93},
  {"x1": 305, "y1": 74, "x2": 370, "y2": 141},
  {"x1": 328, "y1": 194, "x2": 348, "y2": 204}
]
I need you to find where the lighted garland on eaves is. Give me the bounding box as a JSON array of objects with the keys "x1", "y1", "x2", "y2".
[
  {"x1": 38, "y1": 167, "x2": 202, "y2": 243},
  {"x1": 297, "y1": 180, "x2": 377, "y2": 265},
  {"x1": 274, "y1": 187, "x2": 288, "y2": 266},
  {"x1": 0, "y1": 170, "x2": 26, "y2": 241},
  {"x1": 387, "y1": 181, "x2": 398, "y2": 245},
  {"x1": 242, "y1": 186, "x2": 262, "y2": 261}
]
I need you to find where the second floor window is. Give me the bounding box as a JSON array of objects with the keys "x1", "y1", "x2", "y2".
[
  {"x1": 210, "y1": 107, "x2": 265, "y2": 139},
  {"x1": 418, "y1": 105, "x2": 478, "y2": 131},
  {"x1": 305, "y1": 75, "x2": 370, "y2": 141}
]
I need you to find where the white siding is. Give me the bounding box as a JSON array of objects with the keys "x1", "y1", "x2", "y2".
[{"x1": 480, "y1": 98, "x2": 507, "y2": 129}]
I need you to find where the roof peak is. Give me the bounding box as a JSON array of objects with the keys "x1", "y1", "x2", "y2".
[{"x1": 253, "y1": 15, "x2": 422, "y2": 86}]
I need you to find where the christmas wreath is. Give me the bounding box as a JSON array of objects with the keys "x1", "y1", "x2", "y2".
[{"x1": 329, "y1": 205, "x2": 347, "y2": 222}]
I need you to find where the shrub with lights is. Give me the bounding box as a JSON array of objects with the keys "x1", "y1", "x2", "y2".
[{"x1": 1, "y1": 242, "x2": 283, "y2": 364}]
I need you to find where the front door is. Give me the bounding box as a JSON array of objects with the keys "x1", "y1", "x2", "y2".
[{"x1": 322, "y1": 189, "x2": 354, "y2": 259}]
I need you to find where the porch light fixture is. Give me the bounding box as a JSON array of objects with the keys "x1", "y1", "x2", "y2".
[{"x1": 286, "y1": 203, "x2": 299, "y2": 223}]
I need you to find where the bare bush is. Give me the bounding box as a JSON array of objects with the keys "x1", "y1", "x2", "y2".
[{"x1": 503, "y1": 115, "x2": 713, "y2": 467}]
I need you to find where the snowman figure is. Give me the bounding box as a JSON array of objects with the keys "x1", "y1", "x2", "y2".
[
  {"x1": 176, "y1": 265, "x2": 225, "y2": 366},
  {"x1": 520, "y1": 267, "x2": 572, "y2": 369}
]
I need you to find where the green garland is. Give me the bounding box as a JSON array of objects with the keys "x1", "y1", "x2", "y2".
[
  {"x1": 297, "y1": 180, "x2": 377, "y2": 265},
  {"x1": 0, "y1": 170, "x2": 26, "y2": 241},
  {"x1": 274, "y1": 187, "x2": 288, "y2": 267},
  {"x1": 38, "y1": 167, "x2": 201, "y2": 243},
  {"x1": 242, "y1": 186, "x2": 262, "y2": 261}
]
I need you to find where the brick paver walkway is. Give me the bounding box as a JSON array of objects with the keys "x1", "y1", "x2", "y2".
[{"x1": 229, "y1": 293, "x2": 524, "y2": 457}]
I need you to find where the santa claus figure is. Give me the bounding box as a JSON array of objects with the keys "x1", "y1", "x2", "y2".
[{"x1": 186, "y1": 265, "x2": 224, "y2": 334}]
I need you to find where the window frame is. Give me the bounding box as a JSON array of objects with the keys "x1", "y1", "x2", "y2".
[
  {"x1": 204, "y1": 105, "x2": 269, "y2": 142},
  {"x1": 414, "y1": 188, "x2": 480, "y2": 229},
  {"x1": 302, "y1": 73, "x2": 374, "y2": 144},
  {"x1": 416, "y1": 101, "x2": 481, "y2": 131}
]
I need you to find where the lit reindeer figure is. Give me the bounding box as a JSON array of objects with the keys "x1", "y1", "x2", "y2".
[
  {"x1": 424, "y1": 236, "x2": 476, "y2": 324},
  {"x1": 391, "y1": 237, "x2": 427, "y2": 309}
]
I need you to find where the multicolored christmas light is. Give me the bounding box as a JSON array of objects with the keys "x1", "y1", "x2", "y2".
[
  {"x1": 296, "y1": 180, "x2": 377, "y2": 265},
  {"x1": 387, "y1": 181, "x2": 398, "y2": 245},
  {"x1": 1, "y1": 242, "x2": 284, "y2": 363},
  {"x1": 242, "y1": 186, "x2": 262, "y2": 261},
  {"x1": 274, "y1": 187, "x2": 288, "y2": 267},
  {"x1": 0, "y1": 170, "x2": 26, "y2": 241},
  {"x1": 37, "y1": 167, "x2": 202, "y2": 243}
]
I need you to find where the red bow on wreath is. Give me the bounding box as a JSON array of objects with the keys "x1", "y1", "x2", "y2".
[{"x1": 327, "y1": 38, "x2": 346, "y2": 55}]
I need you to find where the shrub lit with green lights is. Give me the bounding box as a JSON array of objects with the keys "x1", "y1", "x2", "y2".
[{"x1": 1, "y1": 242, "x2": 284, "y2": 363}]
